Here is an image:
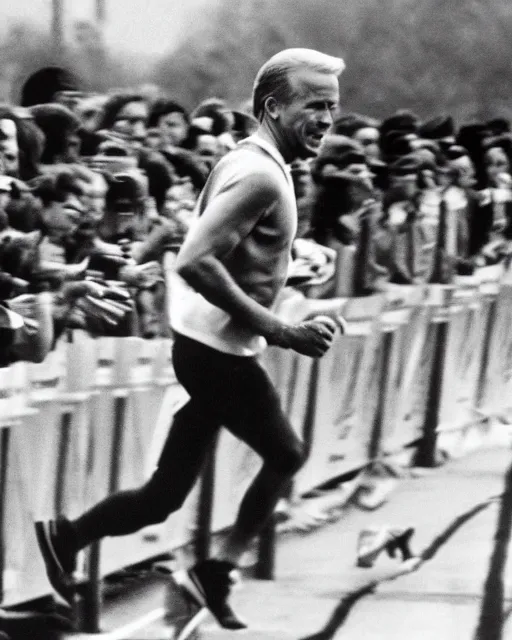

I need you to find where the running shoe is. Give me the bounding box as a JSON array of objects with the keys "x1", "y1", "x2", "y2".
[
  {"x1": 34, "y1": 519, "x2": 78, "y2": 606},
  {"x1": 174, "y1": 559, "x2": 247, "y2": 630}
]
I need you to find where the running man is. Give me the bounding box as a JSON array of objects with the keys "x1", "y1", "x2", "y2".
[{"x1": 35, "y1": 48, "x2": 345, "y2": 629}]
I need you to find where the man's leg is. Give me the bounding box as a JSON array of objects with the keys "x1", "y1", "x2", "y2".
[
  {"x1": 213, "y1": 358, "x2": 305, "y2": 564},
  {"x1": 70, "y1": 399, "x2": 220, "y2": 548},
  {"x1": 170, "y1": 338, "x2": 304, "y2": 564},
  {"x1": 35, "y1": 393, "x2": 220, "y2": 604}
]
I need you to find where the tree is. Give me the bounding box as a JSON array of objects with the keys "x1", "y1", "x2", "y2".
[{"x1": 151, "y1": 0, "x2": 512, "y2": 122}]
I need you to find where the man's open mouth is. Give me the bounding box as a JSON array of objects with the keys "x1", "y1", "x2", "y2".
[{"x1": 308, "y1": 132, "x2": 324, "y2": 146}]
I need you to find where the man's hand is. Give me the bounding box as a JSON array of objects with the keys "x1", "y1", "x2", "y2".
[
  {"x1": 119, "y1": 261, "x2": 164, "y2": 288},
  {"x1": 271, "y1": 315, "x2": 337, "y2": 358}
]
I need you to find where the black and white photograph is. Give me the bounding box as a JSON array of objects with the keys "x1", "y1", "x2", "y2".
[{"x1": 0, "y1": 1, "x2": 511, "y2": 638}]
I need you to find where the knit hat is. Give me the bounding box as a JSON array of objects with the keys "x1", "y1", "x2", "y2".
[
  {"x1": 28, "y1": 103, "x2": 82, "y2": 164},
  {"x1": 332, "y1": 113, "x2": 380, "y2": 137},
  {"x1": 419, "y1": 115, "x2": 455, "y2": 141},
  {"x1": 456, "y1": 124, "x2": 490, "y2": 154},
  {"x1": 311, "y1": 134, "x2": 363, "y2": 181},
  {"x1": 317, "y1": 148, "x2": 373, "y2": 183},
  {"x1": 486, "y1": 118, "x2": 511, "y2": 136},
  {"x1": 20, "y1": 66, "x2": 80, "y2": 107},
  {"x1": 380, "y1": 130, "x2": 417, "y2": 160},
  {"x1": 380, "y1": 110, "x2": 420, "y2": 138},
  {"x1": 445, "y1": 145, "x2": 470, "y2": 161},
  {"x1": 482, "y1": 133, "x2": 512, "y2": 155}
]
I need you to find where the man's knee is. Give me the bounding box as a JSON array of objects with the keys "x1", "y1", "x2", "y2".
[
  {"x1": 270, "y1": 440, "x2": 306, "y2": 476},
  {"x1": 142, "y1": 476, "x2": 188, "y2": 524}
]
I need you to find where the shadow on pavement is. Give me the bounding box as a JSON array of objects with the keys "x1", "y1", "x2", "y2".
[
  {"x1": 474, "y1": 461, "x2": 512, "y2": 640},
  {"x1": 299, "y1": 490, "x2": 502, "y2": 640}
]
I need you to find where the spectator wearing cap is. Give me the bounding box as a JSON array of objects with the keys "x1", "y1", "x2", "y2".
[
  {"x1": 447, "y1": 131, "x2": 507, "y2": 262},
  {"x1": 375, "y1": 153, "x2": 443, "y2": 284},
  {"x1": 385, "y1": 154, "x2": 422, "y2": 213},
  {"x1": 486, "y1": 118, "x2": 511, "y2": 137},
  {"x1": 438, "y1": 146, "x2": 489, "y2": 273},
  {"x1": 379, "y1": 109, "x2": 420, "y2": 140},
  {"x1": 28, "y1": 103, "x2": 82, "y2": 165},
  {"x1": 474, "y1": 135, "x2": 512, "y2": 263},
  {"x1": 310, "y1": 134, "x2": 386, "y2": 294},
  {"x1": 456, "y1": 124, "x2": 491, "y2": 190},
  {"x1": 482, "y1": 134, "x2": 512, "y2": 189},
  {"x1": 333, "y1": 113, "x2": 381, "y2": 163},
  {"x1": 419, "y1": 115, "x2": 456, "y2": 152},
  {"x1": 380, "y1": 129, "x2": 419, "y2": 163}
]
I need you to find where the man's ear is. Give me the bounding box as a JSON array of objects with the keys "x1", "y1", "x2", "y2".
[{"x1": 264, "y1": 97, "x2": 280, "y2": 120}]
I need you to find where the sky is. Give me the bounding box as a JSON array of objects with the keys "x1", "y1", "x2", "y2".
[{"x1": 0, "y1": 0, "x2": 215, "y2": 55}]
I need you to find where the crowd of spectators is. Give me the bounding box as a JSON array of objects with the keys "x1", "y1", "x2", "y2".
[{"x1": 1, "y1": 64, "x2": 512, "y2": 367}]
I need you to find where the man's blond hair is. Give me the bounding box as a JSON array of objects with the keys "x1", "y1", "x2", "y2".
[{"x1": 252, "y1": 48, "x2": 345, "y2": 121}]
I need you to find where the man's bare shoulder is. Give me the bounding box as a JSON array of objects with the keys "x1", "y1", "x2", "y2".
[{"x1": 217, "y1": 145, "x2": 285, "y2": 192}]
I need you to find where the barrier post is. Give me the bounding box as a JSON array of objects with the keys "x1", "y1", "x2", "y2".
[
  {"x1": 54, "y1": 410, "x2": 73, "y2": 517},
  {"x1": 0, "y1": 426, "x2": 10, "y2": 601},
  {"x1": 369, "y1": 329, "x2": 394, "y2": 460},
  {"x1": 81, "y1": 391, "x2": 127, "y2": 633},
  {"x1": 414, "y1": 285, "x2": 454, "y2": 467},
  {"x1": 475, "y1": 283, "x2": 500, "y2": 409}
]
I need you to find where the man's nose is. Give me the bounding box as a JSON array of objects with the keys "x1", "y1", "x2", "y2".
[
  {"x1": 133, "y1": 121, "x2": 147, "y2": 140},
  {"x1": 317, "y1": 108, "x2": 334, "y2": 129}
]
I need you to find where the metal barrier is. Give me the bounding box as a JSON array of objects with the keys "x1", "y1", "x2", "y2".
[{"x1": 0, "y1": 265, "x2": 511, "y2": 629}]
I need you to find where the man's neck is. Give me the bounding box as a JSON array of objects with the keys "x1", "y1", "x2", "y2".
[{"x1": 255, "y1": 121, "x2": 294, "y2": 164}]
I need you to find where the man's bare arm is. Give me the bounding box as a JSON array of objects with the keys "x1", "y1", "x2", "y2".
[
  {"x1": 176, "y1": 172, "x2": 336, "y2": 356},
  {"x1": 176, "y1": 172, "x2": 287, "y2": 342}
]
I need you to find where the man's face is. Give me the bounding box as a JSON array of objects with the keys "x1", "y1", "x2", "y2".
[
  {"x1": 64, "y1": 131, "x2": 81, "y2": 163},
  {"x1": 452, "y1": 155, "x2": 476, "y2": 189},
  {"x1": 80, "y1": 173, "x2": 108, "y2": 224},
  {"x1": 112, "y1": 100, "x2": 149, "y2": 150},
  {"x1": 485, "y1": 147, "x2": 509, "y2": 187},
  {"x1": 43, "y1": 190, "x2": 85, "y2": 239},
  {"x1": 145, "y1": 128, "x2": 161, "y2": 149},
  {"x1": 389, "y1": 174, "x2": 419, "y2": 201},
  {"x1": 159, "y1": 111, "x2": 189, "y2": 146},
  {"x1": 0, "y1": 119, "x2": 19, "y2": 177},
  {"x1": 276, "y1": 69, "x2": 339, "y2": 160},
  {"x1": 195, "y1": 134, "x2": 219, "y2": 171},
  {"x1": 353, "y1": 127, "x2": 380, "y2": 162}
]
